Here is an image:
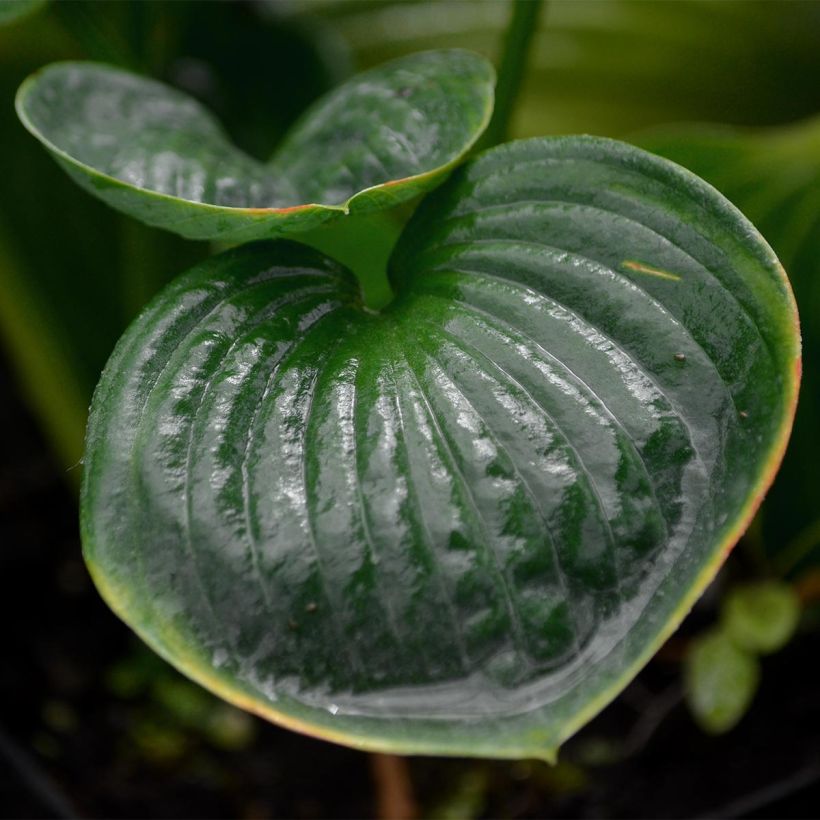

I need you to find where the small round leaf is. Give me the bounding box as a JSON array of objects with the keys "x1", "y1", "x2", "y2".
[
  {"x1": 686, "y1": 629, "x2": 760, "y2": 734},
  {"x1": 81, "y1": 138, "x2": 799, "y2": 759},
  {"x1": 722, "y1": 581, "x2": 800, "y2": 654}
]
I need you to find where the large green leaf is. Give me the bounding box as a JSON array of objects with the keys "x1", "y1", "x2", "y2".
[
  {"x1": 15, "y1": 50, "x2": 494, "y2": 242},
  {"x1": 81, "y1": 138, "x2": 799, "y2": 760}
]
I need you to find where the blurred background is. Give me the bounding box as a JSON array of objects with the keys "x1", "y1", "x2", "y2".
[{"x1": 1, "y1": 1, "x2": 819, "y2": 817}]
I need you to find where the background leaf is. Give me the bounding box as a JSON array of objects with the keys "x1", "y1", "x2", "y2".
[{"x1": 685, "y1": 630, "x2": 760, "y2": 735}]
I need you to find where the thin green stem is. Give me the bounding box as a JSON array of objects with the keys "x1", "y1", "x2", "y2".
[
  {"x1": 118, "y1": 220, "x2": 164, "y2": 322},
  {"x1": 482, "y1": 0, "x2": 545, "y2": 149}
]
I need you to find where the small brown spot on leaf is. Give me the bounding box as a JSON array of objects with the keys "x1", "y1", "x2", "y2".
[{"x1": 622, "y1": 260, "x2": 682, "y2": 282}]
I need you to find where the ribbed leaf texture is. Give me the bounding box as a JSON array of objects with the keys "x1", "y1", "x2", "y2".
[{"x1": 81, "y1": 138, "x2": 799, "y2": 759}]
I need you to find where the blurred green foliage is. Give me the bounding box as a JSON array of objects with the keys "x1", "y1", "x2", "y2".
[
  {"x1": 0, "y1": 0, "x2": 46, "y2": 25},
  {"x1": 291, "y1": 0, "x2": 820, "y2": 135},
  {"x1": 107, "y1": 643, "x2": 256, "y2": 759},
  {"x1": 722, "y1": 581, "x2": 801, "y2": 655},
  {"x1": 685, "y1": 580, "x2": 799, "y2": 734},
  {"x1": 685, "y1": 628, "x2": 761, "y2": 735}
]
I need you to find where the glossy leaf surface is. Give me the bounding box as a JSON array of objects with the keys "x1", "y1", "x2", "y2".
[
  {"x1": 16, "y1": 50, "x2": 494, "y2": 241},
  {"x1": 637, "y1": 119, "x2": 820, "y2": 570},
  {"x1": 81, "y1": 138, "x2": 799, "y2": 759}
]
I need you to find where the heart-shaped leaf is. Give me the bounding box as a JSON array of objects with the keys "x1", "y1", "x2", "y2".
[
  {"x1": 15, "y1": 50, "x2": 494, "y2": 241},
  {"x1": 81, "y1": 137, "x2": 799, "y2": 760}
]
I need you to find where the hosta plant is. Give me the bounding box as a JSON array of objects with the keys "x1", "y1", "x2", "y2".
[{"x1": 16, "y1": 46, "x2": 800, "y2": 761}]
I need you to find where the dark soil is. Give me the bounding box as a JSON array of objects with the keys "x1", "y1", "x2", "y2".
[{"x1": 2, "y1": 350, "x2": 818, "y2": 819}]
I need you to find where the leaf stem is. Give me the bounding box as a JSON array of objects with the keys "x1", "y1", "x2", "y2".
[
  {"x1": 482, "y1": 0, "x2": 544, "y2": 148},
  {"x1": 299, "y1": 210, "x2": 405, "y2": 312}
]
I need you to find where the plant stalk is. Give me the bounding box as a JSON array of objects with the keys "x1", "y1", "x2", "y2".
[
  {"x1": 482, "y1": 0, "x2": 545, "y2": 148},
  {"x1": 299, "y1": 210, "x2": 405, "y2": 312}
]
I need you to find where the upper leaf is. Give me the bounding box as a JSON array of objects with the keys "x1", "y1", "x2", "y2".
[
  {"x1": 80, "y1": 137, "x2": 799, "y2": 760},
  {"x1": 15, "y1": 50, "x2": 495, "y2": 241}
]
